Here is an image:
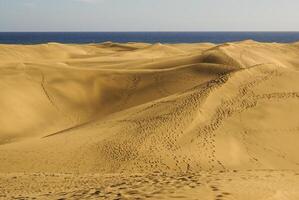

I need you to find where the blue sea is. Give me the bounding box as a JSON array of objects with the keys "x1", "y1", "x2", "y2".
[{"x1": 1, "y1": 32, "x2": 299, "y2": 44}]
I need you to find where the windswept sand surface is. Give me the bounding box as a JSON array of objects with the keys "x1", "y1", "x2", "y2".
[{"x1": 1, "y1": 41, "x2": 299, "y2": 199}]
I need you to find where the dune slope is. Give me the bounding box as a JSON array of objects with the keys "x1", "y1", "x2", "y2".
[{"x1": 1, "y1": 41, "x2": 299, "y2": 174}]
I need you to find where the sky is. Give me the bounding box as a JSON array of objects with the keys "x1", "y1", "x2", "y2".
[{"x1": 0, "y1": 0, "x2": 299, "y2": 32}]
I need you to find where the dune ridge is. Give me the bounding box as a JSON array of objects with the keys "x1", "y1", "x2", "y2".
[{"x1": 1, "y1": 41, "x2": 299, "y2": 199}]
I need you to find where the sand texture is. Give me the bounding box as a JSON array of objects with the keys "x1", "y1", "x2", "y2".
[{"x1": 1, "y1": 41, "x2": 299, "y2": 199}]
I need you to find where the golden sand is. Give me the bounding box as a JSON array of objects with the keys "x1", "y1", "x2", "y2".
[{"x1": 0, "y1": 41, "x2": 299, "y2": 199}]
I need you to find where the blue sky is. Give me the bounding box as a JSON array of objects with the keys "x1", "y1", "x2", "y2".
[{"x1": 0, "y1": 0, "x2": 299, "y2": 31}]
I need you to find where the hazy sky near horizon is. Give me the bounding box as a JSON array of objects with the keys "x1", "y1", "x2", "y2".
[{"x1": 0, "y1": 0, "x2": 299, "y2": 31}]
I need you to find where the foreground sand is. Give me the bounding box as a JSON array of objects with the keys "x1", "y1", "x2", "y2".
[
  {"x1": 1, "y1": 170, "x2": 299, "y2": 199},
  {"x1": 0, "y1": 40, "x2": 299, "y2": 199}
]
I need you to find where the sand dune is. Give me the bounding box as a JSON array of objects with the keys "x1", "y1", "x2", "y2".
[{"x1": 0, "y1": 41, "x2": 299, "y2": 199}]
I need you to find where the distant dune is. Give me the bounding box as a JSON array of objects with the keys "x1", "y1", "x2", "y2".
[{"x1": 1, "y1": 41, "x2": 299, "y2": 199}]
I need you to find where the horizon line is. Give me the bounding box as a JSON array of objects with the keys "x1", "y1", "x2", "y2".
[{"x1": 1, "y1": 31, "x2": 299, "y2": 33}]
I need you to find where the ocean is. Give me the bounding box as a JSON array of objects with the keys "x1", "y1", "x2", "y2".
[{"x1": 1, "y1": 32, "x2": 299, "y2": 44}]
